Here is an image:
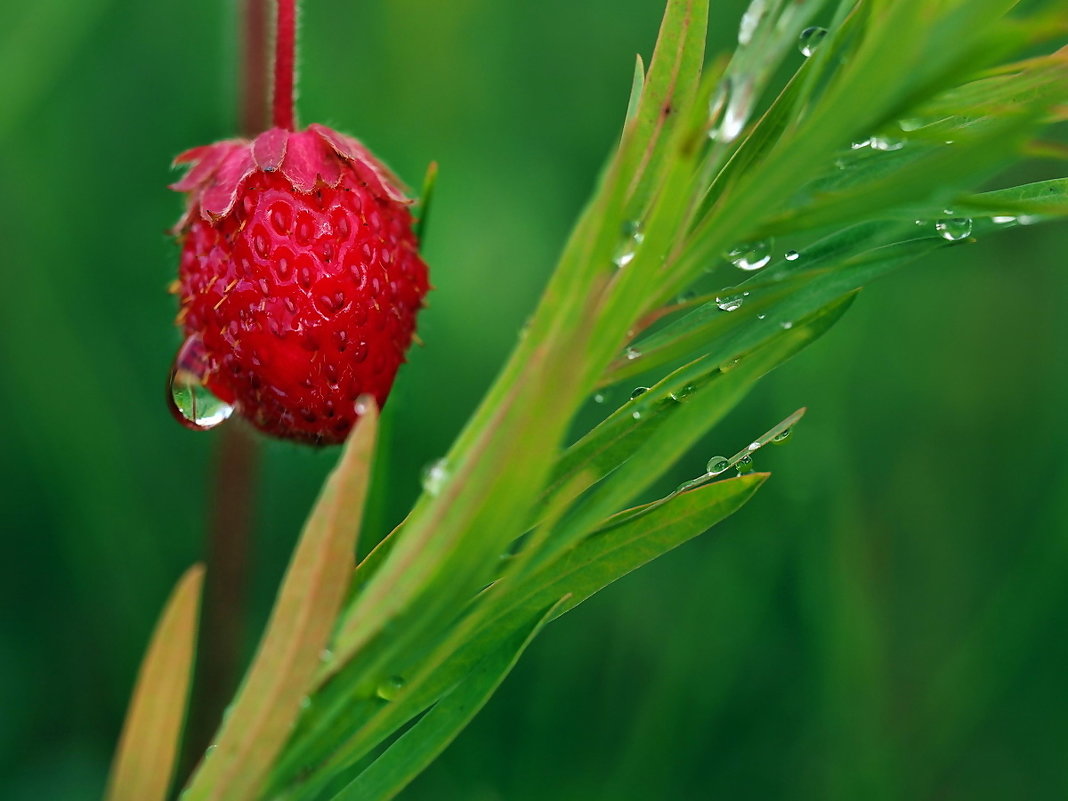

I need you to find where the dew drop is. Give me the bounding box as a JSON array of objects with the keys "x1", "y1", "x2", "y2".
[
  {"x1": 706, "y1": 456, "x2": 731, "y2": 476},
  {"x1": 727, "y1": 239, "x2": 772, "y2": 271},
  {"x1": 631, "y1": 411, "x2": 642, "y2": 420},
  {"x1": 870, "y1": 135, "x2": 905, "y2": 152},
  {"x1": 850, "y1": 138, "x2": 871, "y2": 150},
  {"x1": 167, "y1": 335, "x2": 234, "y2": 431},
  {"x1": 613, "y1": 221, "x2": 645, "y2": 268},
  {"x1": 738, "y1": 0, "x2": 767, "y2": 45},
  {"x1": 422, "y1": 458, "x2": 449, "y2": 496},
  {"x1": 935, "y1": 217, "x2": 972, "y2": 241},
  {"x1": 625, "y1": 346, "x2": 642, "y2": 361},
  {"x1": 376, "y1": 675, "x2": 406, "y2": 701},
  {"x1": 630, "y1": 386, "x2": 650, "y2": 400},
  {"x1": 716, "y1": 293, "x2": 745, "y2": 312},
  {"x1": 780, "y1": 320, "x2": 794, "y2": 330},
  {"x1": 707, "y1": 78, "x2": 730, "y2": 134},
  {"x1": 992, "y1": 215, "x2": 1016, "y2": 225},
  {"x1": 593, "y1": 392, "x2": 607, "y2": 404},
  {"x1": 736, "y1": 454, "x2": 754, "y2": 474},
  {"x1": 718, "y1": 76, "x2": 755, "y2": 143},
  {"x1": 798, "y1": 26, "x2": 827, "y2": 57},
  {"x1": 772, "y1": 427, "x2": 792, "y2": 444},
  {"x1": 785, "y1": 250, "x2": 800, "y2": 261}
]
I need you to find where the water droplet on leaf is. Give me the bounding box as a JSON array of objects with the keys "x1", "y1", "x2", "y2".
[
  {"x1": 376, "y1": 675, "x2": 405, "y2": 701},
  {"x1": 422, "y1": 458, "x2": 449, "y2": 496},
  {"x1": 785, "y1": 250, "x2": 800, "y2": 262},
  {"x1": 935, "y1": 217, "x2": 972, "y2": 241},
  {"x1": 738, "y1": 0, "x2": 767, "y2": 45},
  {"x1": 706, "y1": 456, "x2": 731, "y2": 476},
  {"x1": 736, "y1": 455, "x2": 754, "y2": 474},
  {"x1": 870, "y1": 135, "x2": 905, "y2": 151},
  {"x1": 625, "y1": 347, "x2": 641, "y2": 361},
  {"x1": 992, "y1": 215, "x2": 1016, "y2": 225},
  {"x1": 716, "y1": 293, "x2": 745, "y2": 312},
  {"x1": 168, "y1": 335, "x2": 234, "y2": 431},
  {"x1": 798, "y1": 26, "x2": 827, "y2": 57},
  {"x1": 727, "y1": 240, "x2": 772, "y2": 271},
  {"x1": 772, "y1": 427, "x2": 792, "y2": 444},
  {"x1": 630, "y1": 386, "x2": 649, "y2": 400}
]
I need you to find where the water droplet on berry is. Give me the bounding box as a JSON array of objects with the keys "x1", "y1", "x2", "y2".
[
  {"x1": 167, "y1": 335, "x2": 234, "y2": 431},
  {"x1": 798, "y1": 26, "x2": 827, "y2": 57},
  {"x1": 422, "y1": 458, "x2": 449, "y2": 496},
  {"x1": 935, "y1": 217, "x2": 972, "y2": 241},
  {"x1": 376, "y1": 675, "x2": 405, "y2": 701},
  {"x1": 727, "y1": 240, "x2": 772, "y2": 271}
]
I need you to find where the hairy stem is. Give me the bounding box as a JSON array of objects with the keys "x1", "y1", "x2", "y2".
[{"x1": 272, "y1": 0, "x2": 297, "y2": 130}]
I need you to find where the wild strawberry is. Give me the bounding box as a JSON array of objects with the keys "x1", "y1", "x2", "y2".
[{"x1": 168, "y1": 125, "x2": 429, "y2": 444}]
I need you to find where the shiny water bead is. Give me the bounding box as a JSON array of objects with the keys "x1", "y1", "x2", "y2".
[
  {"x1": 935, "y1": 217, "x2": 972, "y2": 241},
  {"x1": 421, "y1": 458, "x2": 449, "y2": 496},
  {"x1": 168, "y1": 334, "x2": 235, "y2": 430},
  {"x1": 706, "y1": 456, "x2": 731, "y2": 476},
  {"x1": 727, "y1": 240, "x2": 772, "y2": 272},
  {"x1": 798, "y1": 26, "x2": 827, "y2": 57}
]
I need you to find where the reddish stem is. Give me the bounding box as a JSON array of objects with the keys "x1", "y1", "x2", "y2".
[
  {"x1": 242, "y1": 0, "x2": 270, "y2": 135},
  {"x1": 273, "y1": 0, "x2": 297, "y2": 130}
]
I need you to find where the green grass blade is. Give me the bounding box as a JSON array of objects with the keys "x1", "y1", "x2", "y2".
[
  {"x1": 105, "y1": 565, "x2": 204, "y2": 801},
  {"x1": 327, "y1": 597, "x2": 569, "y2": 801},
  {"x1": 182, "y1": 402, "x2": 379, "y2": 801}
]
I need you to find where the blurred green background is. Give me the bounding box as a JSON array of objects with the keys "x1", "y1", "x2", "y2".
[{"x1": 2, "y1": 0, "x2": 1067, "y2": 798}]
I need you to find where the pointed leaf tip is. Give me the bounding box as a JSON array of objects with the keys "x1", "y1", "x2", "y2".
[{"x1": 105, "y1": 564, "x2": 204, "y2": 801}]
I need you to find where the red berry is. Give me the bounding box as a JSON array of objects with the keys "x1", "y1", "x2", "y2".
[{"x1": 169, "y1": 125, "x2": 429, "y2": 445}]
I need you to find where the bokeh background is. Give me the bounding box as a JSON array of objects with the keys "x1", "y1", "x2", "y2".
[{"x1": 2, "y1": 0, "x2": 1067, "y2": 798}]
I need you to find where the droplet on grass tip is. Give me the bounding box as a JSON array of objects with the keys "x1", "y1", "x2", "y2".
[
  {"x1": 168, "y1": 334, "x2": 235, "y2": 431},
  {"x1": 798, "y1": 26, "x2": 827, "y2": 57}
]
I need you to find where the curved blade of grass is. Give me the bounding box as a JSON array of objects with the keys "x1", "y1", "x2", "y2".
[
  {"x1": 182, "y1": 401, "x2": 379, "y2": 801},
  {"x1": 105, "y1": 564, "x2": 204, "y2": 801},
  {"x1": 608, "y1": 228, "x2": 935, "y2": 385},
  {"x1": 328, "y1": 596, "x2": 569, "y2": 801},
  {"x1": 273, "y1": 474, "x2": 766, "y2": 801}
]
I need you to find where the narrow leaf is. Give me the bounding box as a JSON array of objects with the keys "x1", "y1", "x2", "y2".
[
  {"x1": 105, "y1": 564, "x2": 204, "y2": 801},
  {"x1": 329, "y1": 597, "x2": 570, "y2": 801},
  {"x1": 182, "y1": 400, "x2": 379, "y2": 801}
]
